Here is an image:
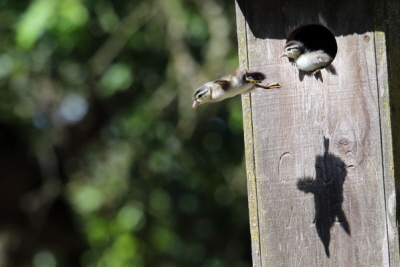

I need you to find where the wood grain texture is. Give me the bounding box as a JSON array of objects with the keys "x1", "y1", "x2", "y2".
[
  {"x1": 235, "y1": 2, "x2": 262, "y2": 266},
  {"x1": 371, "y1": 0, "x2": 400, "y2": 264},
  {"x1": 235, "y1": 0, "x2": 399, "y2": 266}
]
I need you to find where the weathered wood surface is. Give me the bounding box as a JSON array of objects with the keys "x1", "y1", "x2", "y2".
[{"x1": 235, "y1": 0, "x2": 399, "y2": 266}]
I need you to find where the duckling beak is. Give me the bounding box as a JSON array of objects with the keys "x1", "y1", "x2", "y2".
[
  {"x1": 192, "y1": 100, "x2": 201, "y2": 108},
  {"x1": 279, "y1": 52, "x2": 287, "y2": 58}
]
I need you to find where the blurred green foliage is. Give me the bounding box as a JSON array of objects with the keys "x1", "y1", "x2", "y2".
[{"x1": 1, "y1": 0, "x2": 251, "y2": 266}]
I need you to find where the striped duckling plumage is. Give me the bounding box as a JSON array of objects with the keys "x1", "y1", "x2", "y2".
[{"x1": 192, "y1": 68, "x2": 280, "y2": 108}]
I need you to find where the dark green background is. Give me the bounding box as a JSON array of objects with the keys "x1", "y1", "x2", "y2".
[{"x1": 0, "y1": 0, "x2": 251, "y2": 266}]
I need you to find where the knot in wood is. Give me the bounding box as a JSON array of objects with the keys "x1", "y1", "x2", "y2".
[
  {"x1": 339, "y1": 139, "x2": 349, "y2": 146},
  {"x1": 337, "y1": 138, "x2": 352, "y2": 155}
]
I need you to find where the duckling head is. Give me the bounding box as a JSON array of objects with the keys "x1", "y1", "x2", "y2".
[
  {"x1": 280, "y1": 40, "x2": 305, "y2": 60},
  {"x1": 192, "y1": 83, "x2": 212, "y2": 108}
]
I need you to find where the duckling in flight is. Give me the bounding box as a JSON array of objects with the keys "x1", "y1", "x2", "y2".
[{"x1": 192, "y1": 68, "x2": 280, "y2": 108}]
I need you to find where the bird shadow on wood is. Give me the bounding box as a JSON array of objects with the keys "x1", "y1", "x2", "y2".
[
  {"x1": 296, "y1": 137, "x2": 350, "y2": 257},
  {"x1": 325, "y1": 64, "x2": 337, "y2": 75}
]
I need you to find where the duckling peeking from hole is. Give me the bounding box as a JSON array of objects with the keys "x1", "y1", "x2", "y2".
[{"x1": 280, "y1": 40, "x2": 336, "y2": 78}]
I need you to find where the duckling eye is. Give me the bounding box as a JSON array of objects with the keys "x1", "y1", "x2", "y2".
[{"x1": 198, "y1": 93, "x2": 204, "y2": 98}]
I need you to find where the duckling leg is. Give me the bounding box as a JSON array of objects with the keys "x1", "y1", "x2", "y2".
[
  {"x1": 312, "y1": 70, "x2": 323, "y2": 82},
  {"x1": 311, "y1": 69, "x2": 322, "y2": 76},
  {"x1": 255, "y1": 83, "x2": 281, "y2": 89}
]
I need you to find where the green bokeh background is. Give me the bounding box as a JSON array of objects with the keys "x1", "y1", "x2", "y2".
[{"x1": 0, "y1": 0, "x2": 251, "y2": 266}]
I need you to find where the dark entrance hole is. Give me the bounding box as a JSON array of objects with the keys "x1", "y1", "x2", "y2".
[{"x1": 287, "y1": 24, "x2": 337, "y2": 61}]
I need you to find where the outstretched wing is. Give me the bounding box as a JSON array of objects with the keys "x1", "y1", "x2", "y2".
[{"x1": 245, "y1": 71, "x2": 266, "y2": 84}]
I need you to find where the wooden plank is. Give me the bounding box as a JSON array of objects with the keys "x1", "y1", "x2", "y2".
[
  {"x1": 374, "y1": 31, "x2": 399, "y2": 266},
  {"x1": 372, "y1": 0, "x2": 400, "y2": 265},
  {"x1": 235, "y1": 1, "x2": 262, "y2": 266},
  {"x1": 235, "y1": 0, "x2": 399, "y2": 266}
]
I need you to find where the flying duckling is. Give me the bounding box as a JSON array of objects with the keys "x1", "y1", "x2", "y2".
[
  {"x1": 280, "y1": 40, "x2": 333, "y2": 75},
  {"x1": 192, "y1": 68, "x2": 280, "y2": 108}
]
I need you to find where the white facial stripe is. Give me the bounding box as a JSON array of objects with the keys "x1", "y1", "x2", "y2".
[
  {"x1": 286, "y1": 45, "x2": 299, "y2": 50},
  {"x1": 196, "y1": 88, "x2": 209, "y2": 99}
]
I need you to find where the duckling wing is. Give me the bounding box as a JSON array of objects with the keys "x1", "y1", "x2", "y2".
[
  {"x1": 316, "y1": 53, "x2": 333, "y2": 64},
  {"x1": 296, "y1": 51, "x2": 333, "y2": 72},
  {"x1": 245, "y1": 72, "x2": 266, "y2": 83}
]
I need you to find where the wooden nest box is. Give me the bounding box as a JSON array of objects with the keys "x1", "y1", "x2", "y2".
[{"x1": 235, "y1": 0, "x2": 400, "y2": 266}]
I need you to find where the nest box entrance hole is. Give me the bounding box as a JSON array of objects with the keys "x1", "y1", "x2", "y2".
[{"x1": 287, "y1": 24, "x2": 338, "y2": 61}]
